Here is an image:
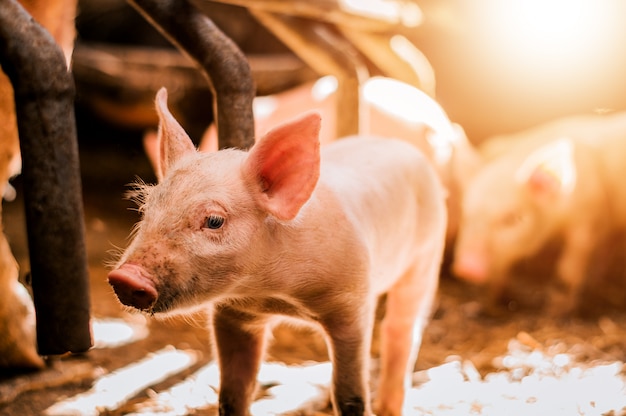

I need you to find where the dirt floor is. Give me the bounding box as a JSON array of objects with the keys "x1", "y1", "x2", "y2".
[{"x1": 2, "y1": 113, "x2": 626, "y2": 415}]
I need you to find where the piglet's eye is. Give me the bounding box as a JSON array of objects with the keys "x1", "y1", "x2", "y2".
[{"x1": 204, "y1": 215, "x2": 225, "y2": 230}]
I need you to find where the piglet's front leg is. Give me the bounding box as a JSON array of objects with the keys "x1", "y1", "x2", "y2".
[
  {"x1": 212, "y1": 306, "x2": 267, "y2": 416},
  {"x1": 321, "y1": 305, "x2": 375, "y2": 416}
]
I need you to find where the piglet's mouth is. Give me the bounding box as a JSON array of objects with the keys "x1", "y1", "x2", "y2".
[{"x1": 108, "y1": 264, "x2": 158, "y2": 312}]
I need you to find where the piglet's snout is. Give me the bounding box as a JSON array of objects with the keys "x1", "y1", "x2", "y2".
[{"x1": 108, "y1": 264, "x2": 157, "y2": 311}]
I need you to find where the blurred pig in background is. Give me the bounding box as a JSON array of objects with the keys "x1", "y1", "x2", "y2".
[
  {"x1": 480, "y1": 111, "x2": 626, "y2": 161},
  {"x1": 453, "y1": 111, "x2": 626, "y2": 316},
  {"x1": 0, "y1": 0, "x2": 77, "y2": 369}
]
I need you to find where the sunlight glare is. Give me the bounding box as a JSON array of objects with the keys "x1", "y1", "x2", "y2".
[
  {"x1": 362, "y1": 77, "x2": 457, "y2": 163},
  {"x1": 472, "y1": 0, "x2": 620, "y2": 104},
  {"x1": 339, "y1": 0, "x2": 423, "y2": 27},
  {"x1": 515, "y1": 0, "x2": 585, "y2": 41},
  {"x1": 125, "y1": 361, "x2": 332, "y2": 415},
  {"x1": 311, "y1": 75, "x2": 338, "y2": 102},
  {"x1": 44, "y1": 347, "x2": 197, "y2": 416},
  {"x1": 127, "y1": 362, "x2": 220, "y2": 415},
  {"x1": 91, "y1": 317, "x2": 148, "y2": 349},
  {"x1": 407, "y1": 337, "x2": 626, "y2": 415}
]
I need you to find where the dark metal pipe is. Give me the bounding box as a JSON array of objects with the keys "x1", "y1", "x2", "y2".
[
  {"x1": 127, "y1": 0, "x2": 256, "y2": 150},
  {"x1": 0, "y1": 0, "x2": 91, "y2": 355}
]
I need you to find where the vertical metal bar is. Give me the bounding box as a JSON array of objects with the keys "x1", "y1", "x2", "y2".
[
  {"x1": 0, "y1": 0, "x2": 91, "y2": 355},
  {"x1": 127, "y1": 0, "x2": 256, "y2": 150}
]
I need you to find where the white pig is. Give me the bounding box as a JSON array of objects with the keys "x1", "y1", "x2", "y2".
[
  {"x1": 480, "y1": 111, "x2": 626, "y2": 162},
  {"x1": 108, "y1": 88, "x2": 447, "y2": 415},
  {"x1": 453, "y1": 128, "x2": 626, "y2": 315}
]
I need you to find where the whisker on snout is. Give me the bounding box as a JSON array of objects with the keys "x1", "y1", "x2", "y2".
[{"x1": 125, "y1": 177, "x2": 153, "y2": 213}]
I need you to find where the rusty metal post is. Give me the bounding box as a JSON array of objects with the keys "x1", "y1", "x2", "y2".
[
  {"x1": 127, "y1": 0, "x2": 256, "y2": 150},
  {"x1": 0, "y1": 0, "x2": 91, "y2": 355}
]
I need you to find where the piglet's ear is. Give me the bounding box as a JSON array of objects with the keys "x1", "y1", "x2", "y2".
[
  {"x1": 155, "y1": 88, "x2": 196, "y2": 181},
  {"x1": 245, "y1": 112, "x2": 321, "y2": 220},
  {"x1": 515, "y1": 138, "x2": 577, "y2": 200}
]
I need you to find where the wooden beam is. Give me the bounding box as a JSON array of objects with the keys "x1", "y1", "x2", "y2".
[{"x1": 251, "y1": 11, "x2": 366, "y2": 138}]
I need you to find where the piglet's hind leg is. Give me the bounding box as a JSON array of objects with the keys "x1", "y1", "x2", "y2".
[{"x1": 374, "y1": 259, "x2": 440, "y2": 416}]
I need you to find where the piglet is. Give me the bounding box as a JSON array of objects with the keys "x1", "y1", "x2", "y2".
[
  {"x1": 453, "y1": 127, "x2": 626, "y2": 315},
  {"x1": 108, "y1": 88, "x2": 447, "y2": 415}
]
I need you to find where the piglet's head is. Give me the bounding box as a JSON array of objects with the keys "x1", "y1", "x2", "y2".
[
  {"x1": 108, "y1": 88, "x2": 322, "y2": 313},
  {"x1": 453, "y1": 138, "x2": 576, "y2": 285},
  {"x1": 156, "y1": 87, "x2": 321, "y2": 220}
]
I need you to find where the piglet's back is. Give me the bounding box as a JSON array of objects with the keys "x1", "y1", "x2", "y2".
[{"x1": 319, "y1": 136, "x2": 447, "y2": 293}]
